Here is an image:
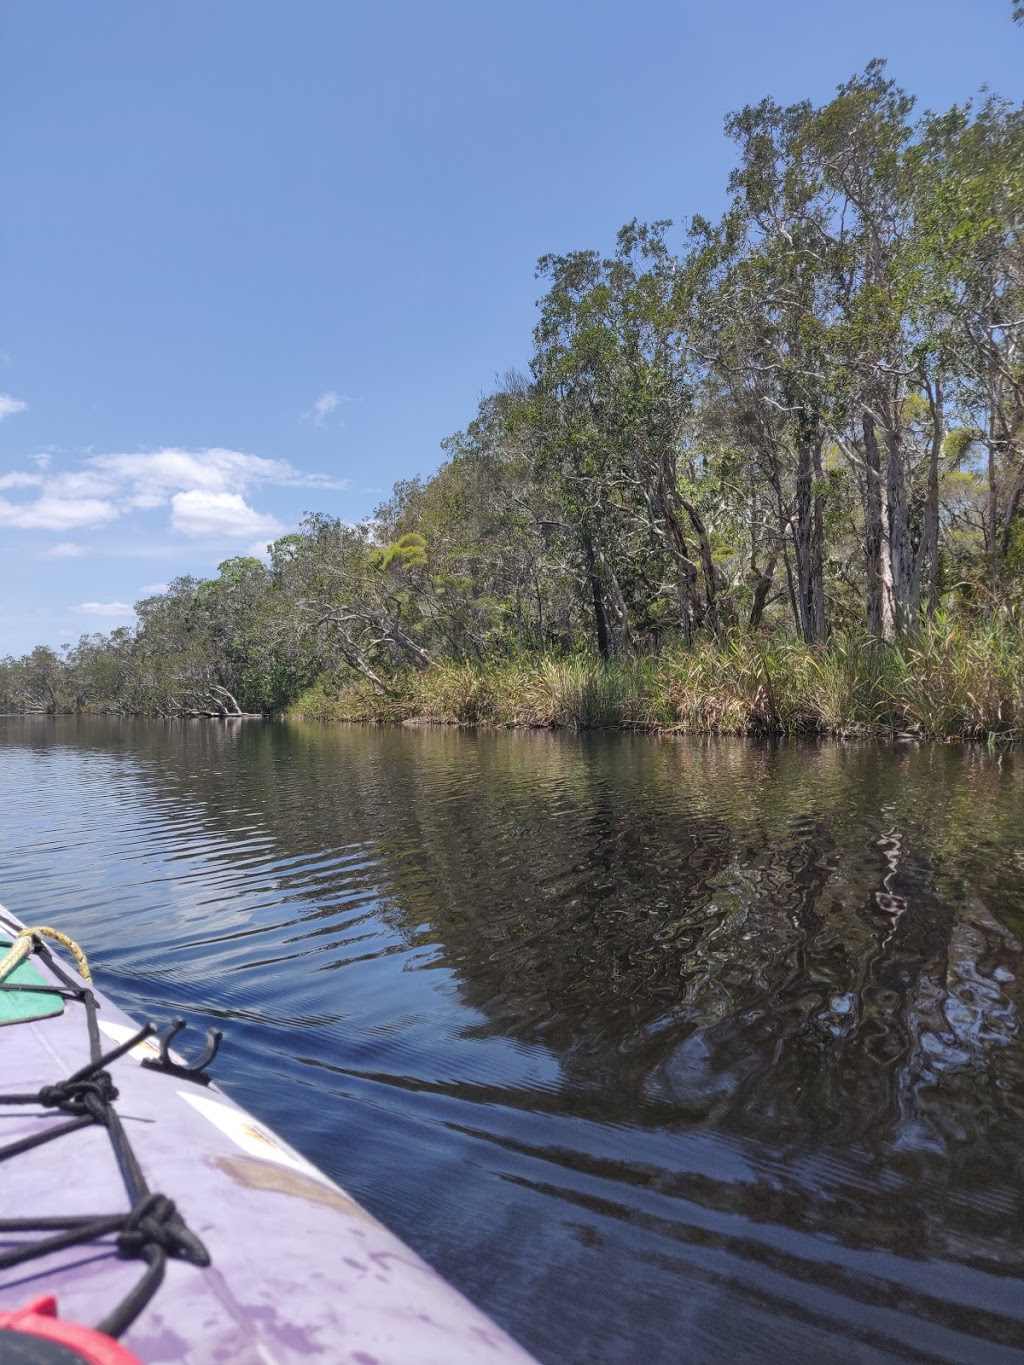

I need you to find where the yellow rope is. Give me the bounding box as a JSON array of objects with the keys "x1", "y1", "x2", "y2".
[{"x1": 0, "y1": 925, "x2": 93, "y2": 984}]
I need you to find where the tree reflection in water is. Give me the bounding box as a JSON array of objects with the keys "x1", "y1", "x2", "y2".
[{"x1": 1, "y1": 718, "x2": 1021, "y2": 1362}]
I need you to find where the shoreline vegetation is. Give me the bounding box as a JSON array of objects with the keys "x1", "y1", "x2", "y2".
[
  {"x1": 286, "y1": 622, "x2": 1023, "y2": 742},
  {"x1": 3, "y1": 64, "x2": 1024, "y2": 741}
]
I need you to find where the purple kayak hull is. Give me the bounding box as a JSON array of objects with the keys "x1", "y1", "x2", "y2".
[{"x1": 0, "y1": 905, "x2": 537, "y2": 1364}]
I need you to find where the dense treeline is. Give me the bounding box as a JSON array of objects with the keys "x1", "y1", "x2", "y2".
[{"x1": 3, "y1": 66, "x2": 1024, "y2": 729}]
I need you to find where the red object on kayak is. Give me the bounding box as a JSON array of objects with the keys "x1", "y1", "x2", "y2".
[{"x1": 0, "y1": 1296, "x2": 143, "y2": 1364}]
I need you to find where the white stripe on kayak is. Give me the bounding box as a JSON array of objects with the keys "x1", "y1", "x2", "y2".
[
  {"x1": 177, "y1": 1089, "x2": 334, "y2": 1186},
  {"x1": 97, "y1": 1018, "x2": 186, "y2": 1066},
  {"x1": 97, "y1": 1019, "x2": 335, "y2": 1188}
]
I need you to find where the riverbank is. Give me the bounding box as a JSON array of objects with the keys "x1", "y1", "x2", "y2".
[{"x1": 286, "y1": 623, "x2": 1024, "y2": 741}]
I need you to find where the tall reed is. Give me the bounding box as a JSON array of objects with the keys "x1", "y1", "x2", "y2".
[{"x1": 287, "y1": 616, "x2": 1023, "y2": 740}]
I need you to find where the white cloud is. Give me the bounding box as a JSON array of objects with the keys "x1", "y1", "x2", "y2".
[
  {"x1": 313, "y1": 392, "x2": 340, "y2": 424},
  {"x1": 92, "y1": 448, "x2": 280, "y2": 499},
  {"x1": 138, "y1": 582, "x2": 169, "y2": 595},
  {"x1": 0, "y1": 471, "x2": 43, "y2": 491},
  {"x1": 303, "y1": 391, "x2": 352, "y2": 427},
  {"x1": 0, "y1": 495, "x2": 119, "y2": 531},
  {"x1": 0, "y1": 446, "x2": 344, "y2": 547},
  {"x1": 169, "y1": 490, "x2": 285, "y2": 540},
  {"x1": 74, "y1": 601, "x2": 136, "y2": 618},
  {"x1": 46, "y1": 470, "x2": 118, "y2": 499},
  {"x1": 290, "y1": 471, "x2": 351, "y2": 491},
  {"x1": 88, "y1": 447, "x2": 349, "y2": 500},
  {"x1": 0, "y1": 394, "x2": 27, "y2": 420},
  {"x1": 41, "y1": 542, "x2": 90, "y2": 558}
]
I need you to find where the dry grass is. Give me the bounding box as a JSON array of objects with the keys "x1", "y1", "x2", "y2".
[{"x1": 287, "y1": 612, "x2": 1024, "y2": 740}]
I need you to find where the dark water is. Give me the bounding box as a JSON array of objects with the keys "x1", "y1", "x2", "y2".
[{"x1": 1, "y1": 718, "x2": 1022, "y2": 1364}]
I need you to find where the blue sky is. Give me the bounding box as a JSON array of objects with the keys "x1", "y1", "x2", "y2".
[{"x1": 1, "y1": 0, "x2": 1021, "y2": 655}]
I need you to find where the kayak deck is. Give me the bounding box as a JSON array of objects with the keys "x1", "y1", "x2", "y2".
[{"x1": 0, "y1": 905, "x2": 536, "y2": 1364}]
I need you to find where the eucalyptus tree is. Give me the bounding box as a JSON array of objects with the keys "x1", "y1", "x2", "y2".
[
  {"x1": 62, "y1": 629, "x2": 136, "y2": 709},
  {"x1": 797, "y1": 64, "x2": 947, "y2": 637},
  {"x1": 274, "y1": 514, "x2": 437, "y2": 692},
  {"x1": 602, "y1": 219, "x2": 724, "y2": 643},
  {"x1": 382, "y1": 381, "x2": 571, "y2": 657},
  {"x1": 193, "y1": 556, "x2": 307, "y2": 711},
  {"x1": 913, "y1": 96, "x2": 1024, "y2": 593},
  {"x1": 528, "y1": 248, "x2": 640, "y2": 657},
  {"x1": 0, "y1": 645, "x2": 67, "y2": 712},
  {"x1": 529, "y1": 229, "x2": 728, "y2": 653},
  {"x1": 687, "y1": 91, "x2": 844, "y2": 643},
  {"x1": 127, "y1": 577, "x2": 250, "y2": 714},
  {"x1": 711, "y1": 65, "x2": 960, "y2": 640}
]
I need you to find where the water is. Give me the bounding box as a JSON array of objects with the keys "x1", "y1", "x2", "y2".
[{"x1": 1, "y1": 717, "x2": 1022, "y2": 1364}]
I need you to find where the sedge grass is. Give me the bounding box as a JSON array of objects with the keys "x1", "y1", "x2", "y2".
[{"x1": 287, "y1": 616, "x2": 1024, "y2": 741}]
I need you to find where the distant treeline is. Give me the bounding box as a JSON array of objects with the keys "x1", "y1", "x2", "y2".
[{"x1": 3, "y1": 64, "x2": 1023, "y2": 726}]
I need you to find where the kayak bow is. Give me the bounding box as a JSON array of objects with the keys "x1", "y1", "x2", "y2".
[{"x1": 0, "y1": 904, "x2": 537, "y2": 1365}]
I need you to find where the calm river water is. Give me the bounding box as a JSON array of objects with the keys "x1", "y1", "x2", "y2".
[{"x1": 1, "y1": 717, "x2": 1022, "y2": 1363}]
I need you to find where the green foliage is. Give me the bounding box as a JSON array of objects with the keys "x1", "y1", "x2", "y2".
[
  {"x1": 4, "y1": 64, "x2": 1023, "y2": 726},
  {"x1": 372, "y1": 533, "x2": 428, "y2": 572}
]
